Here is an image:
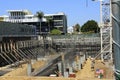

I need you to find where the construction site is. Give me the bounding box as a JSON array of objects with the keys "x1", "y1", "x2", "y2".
[
  {"x1": 0, "y1": 0, "x2": 120, "y2": 80},
  {"x1": 0, "y1": 32, "x2": 114, "y2": 80}
]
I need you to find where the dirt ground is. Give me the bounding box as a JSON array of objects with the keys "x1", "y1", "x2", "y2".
[
  {"x1": 0, "y1": 76, "x2": 76, "y2": 80},
  {"x1": 75, "y1": 58, "x2": 114, "y2": 80},
  {"x1": 76, "y1": 58, "x2": 95, "y2": 79},
  {"x1": 94, "y1": 60, "x2": 114, "y2": 79},
  {"x1": 0, "y1": 58, "x2": 114, "y2": 80},
  {"x1": 3, "y1": 60, "x2": 45, "y2": 76}
]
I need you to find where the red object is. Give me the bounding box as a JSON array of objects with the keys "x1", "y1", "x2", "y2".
[{"x1": 69, "y1": 73, "x2": 76, "y2": 78}]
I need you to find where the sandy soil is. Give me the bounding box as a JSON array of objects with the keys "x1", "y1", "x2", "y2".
[
  {"x1": 0, "y1": 76, "x2": 76, "y2": 80},
  {"x1": 76, "y1": 58, "x2": 95, "y2": 80},
  {"x1": 94, "y1": 60, "x2": 114, "y2": 79},
  {"x1": 76, "y1": 58, "x2": 114, "y2": 80},
  {"x1": 3, "y1": 60, "x2": 45, "y2": 76},
  {"x1": 0, "y1": 58, "x2": 114, "y2": 80}
]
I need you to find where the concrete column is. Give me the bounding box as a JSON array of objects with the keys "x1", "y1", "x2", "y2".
[
  {"x1": 58, "y1": 62, "x2": 62, "y2": 76},
  {"x1": 69, "y1": 67, "x2": 73, "y2": 74},
  {"x1": 64, "y1": 71, "x2": 69, "y2": 77},
  {"x1": 81, "y1": 56, "x2": 83, "y2": 64},
  {"x1": 66, "y1": 62, "x2": 70, "y2": 68},
  {"x1": 112, "y1": 0, "x2": 120, "y2": 79},
  {"x1": 75, "y1": 55, "x2": 81, "y2": 70},
  {"x1": 83, "y1": 54, "x2": 85, "y2": 62},
  {"x1": 80, "y1": 56, "x2": 82, "y2": 69},
  {"x1": 78, "y1": 58, "x2": 81, "y2": 70},
  {"x1": 72, "y1": 61, "x2": 77, "y2": 71},
  {"x1": 61, "y1": 53, "x2": 65, "y2": 77},
  {"x1": 27, "y1": 61, "x2": 32, "y2": 76}
]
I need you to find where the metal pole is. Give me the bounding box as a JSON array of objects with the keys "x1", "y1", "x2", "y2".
[
  {"x1": 110, "y1": 27, "x2": 113, "y2": 60},
  {"x1": 112, "y1": 0, "x2": 120, "y2": 79},
  {"x1": 109, "y1": 0, "x2": 113, "y2": 61},
  {"x1": 100, "y1": 0, "x2": 104, "y2": 61}
]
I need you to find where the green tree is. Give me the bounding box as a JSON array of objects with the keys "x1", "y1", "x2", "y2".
[
  {"x1": 50, "y1": 29, "x2": 61, "y2": 35},
  {"x1": 46, "y1": 17, "x2": 54, "y2": 33},
  {"x1": 81, "y1": 20, "x2": 99, "y2": 33},
  {"x1": 74, "y1": 23, "x2": 81, "y2": 32},
  {"x1": 36, "y1": 11, "x2": 44, "y2": 34}
]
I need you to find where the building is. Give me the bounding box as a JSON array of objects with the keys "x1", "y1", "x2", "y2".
[
  {"x1": 1, "y1": 10, "x2": 67, "y2": 34},
  {"x1": 44, "y1": 12, "x2": 67, "y2": 34},
  {"x1": 3, "y1": 10, "x2": 47, "y2": 35},
  {"x1": 67, "y1": 26, "x2": 73, "y2": 34}
]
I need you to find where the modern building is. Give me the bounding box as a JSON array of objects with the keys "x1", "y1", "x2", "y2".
[
  {"x1": 1, "y1": 10, "x2": 67, "y2": 34},
  {"x1": 2, "y1": 10, "x2": 47, "y2": 35},
  {"x1": 44, "y1": 12, "x2": 67, "y2": 34}
]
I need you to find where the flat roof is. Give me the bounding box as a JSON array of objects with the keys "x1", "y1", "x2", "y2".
[
  {"x1": 0, "y1": 15, "x2": 8, "y2": 17},
  {"x1": 7, "y1": 10, "x2": 32, "y2": 15},
  {"x1": 44, "y1": 12, "x2": 65, "y2": 16}
]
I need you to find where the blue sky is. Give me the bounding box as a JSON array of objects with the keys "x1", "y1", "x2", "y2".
[{"x1": 0, "y1": 0, "x2": 100, "y2": 27}]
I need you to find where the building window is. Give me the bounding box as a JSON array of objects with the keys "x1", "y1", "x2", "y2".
[
  {"x1": 54, "y1": 21, "x2": 63, "y2": 26},
  {"x1": 53, "y1": 16, "x2": 63, "y2": 20}
]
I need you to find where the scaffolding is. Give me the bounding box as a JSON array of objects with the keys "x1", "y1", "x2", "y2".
[
  {"x1": 100, "y1": 0, "x2": 112, "y2": 61},
  {"x1": 93, "y1": 0, "x2": 112, "y2": 61},
  {"x1": 52, "y1": 34, "x2": 101, "y2": 58}
]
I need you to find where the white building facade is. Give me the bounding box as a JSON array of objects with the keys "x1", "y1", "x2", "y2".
[{"x1": 1, "y1": 10, "x2": 67, "y2": 34}]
